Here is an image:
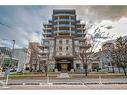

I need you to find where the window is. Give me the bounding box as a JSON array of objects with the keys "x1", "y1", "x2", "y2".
[
  {"x1": 76, "y1": 64, "x2": 80, "y2": 69},
  {"x1": 59, "y1": 46, "x2": 62, "y2": 51},
  {"x1": 59, "y1": 40, "x2": 62, "y2": 44},
  {"x1": 59, "y1": 53, "x2": 62, "y2": 55},
  {"x1": 45, "y1": 41, "x2": 49, "y2": 45},
  {"x1": 75, "y1": 41, "x2": 79, "y2": 45},
  {"x1": 66, "y1": 40, "x2": 69, "y2": 44},
  {"x1": 50, "y1": 41, "x2": 54, "y2": 45},
  {"x1": 66, "y1": 46, "x2": 69, "y2": 51}
]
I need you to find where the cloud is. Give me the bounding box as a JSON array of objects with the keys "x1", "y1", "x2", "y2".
[
  {"x1": 0, "y1": 6, "x2": 46, "y2": 48},
  {"x1": 0, "y1": 6, "x2": 127, "y2": 51}
]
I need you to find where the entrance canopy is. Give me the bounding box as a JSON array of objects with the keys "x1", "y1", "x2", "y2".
[
  {"x1": 56, "y1": 59, "x2": 72, "y2": 64},
  {"x1": 55, "y1": 56, "x2": 73, "y2": 63}
]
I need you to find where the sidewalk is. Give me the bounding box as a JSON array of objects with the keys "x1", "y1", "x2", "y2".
[{"x1": 1, "y1": 84, "x2": 127, "y2": 90}]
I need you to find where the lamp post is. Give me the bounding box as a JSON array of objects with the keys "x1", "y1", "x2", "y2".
[{"x1": 10, "y1": 40, "x2": 15, "y2": 67}]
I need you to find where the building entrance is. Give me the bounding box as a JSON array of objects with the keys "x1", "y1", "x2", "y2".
[
  {"x1": 55, "y1": 58, "x2": 73, "y2": 72},
  {"x1": 61, "y1": 64, "x2": 68, "y2": 72},
  {"x1": 57, "y1": 63, "x2": 71, "y2": 72}
]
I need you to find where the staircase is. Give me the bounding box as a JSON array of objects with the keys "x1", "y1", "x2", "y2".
[{"x1": 57, "y1": 73, "x2": 70, "y2": 78}]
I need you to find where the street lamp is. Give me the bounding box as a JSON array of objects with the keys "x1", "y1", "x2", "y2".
[{"x1": 10, "y1": 40, "x2": 15, "y2": 67}]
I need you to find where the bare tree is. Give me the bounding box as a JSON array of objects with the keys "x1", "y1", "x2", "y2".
[
  {"x1": 29, "y1": 43, "x2": 40, "y2": 72},
  {"x1": 113, "y1": 37, "x2": 127, "y2": 76},
  {"x1": 74, "y1": 24, "x2": 112, "y2": 76}
]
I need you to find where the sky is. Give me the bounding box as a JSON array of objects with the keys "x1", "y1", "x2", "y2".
[{"x1": 0, "y1": 6, "x2": 127, "y2": 51}]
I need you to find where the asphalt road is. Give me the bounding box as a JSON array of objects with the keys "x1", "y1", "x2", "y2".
[
  {"x1": 1, "y1": 77, "x2": 127, "y2": 84},
  {"x1": 0, "y1": 77, "x2": 127, "y2": 89}
]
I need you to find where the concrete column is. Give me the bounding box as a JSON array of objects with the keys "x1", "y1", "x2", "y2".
[
  {"x1": 69, "y1": 16, "x2": 71, "y2": 36},
  {"x1": 70, "y1": 62, "x2": 74, "y2": 72},
  {"x1": 55, "y1": 63, "x2": 58, "y2": 72}
]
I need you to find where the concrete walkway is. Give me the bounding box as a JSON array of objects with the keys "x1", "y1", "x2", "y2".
[{"x1": 1, "y1": 84, "x2": 127, "y2": 90}]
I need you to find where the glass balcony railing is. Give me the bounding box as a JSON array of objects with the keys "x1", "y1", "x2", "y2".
[
  {"x1": 43, "y1": 32, "x2": 52, "y2": 35},
  {"x1": 54, "y1": 24, "x2": 75, "y2": 28},
  {"x1": 53, "y1": 14, "x2": 75, "y2": 16},
  {"x1": 54, "y1": 30, "x2": 75, "y2": 33},
  {"x1": 54, "y1": 19, "x2": 75, "y2": 22}
]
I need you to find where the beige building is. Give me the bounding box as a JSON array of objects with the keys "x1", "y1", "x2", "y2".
[{"x1": 41, "y1": 9, "x2": 91, "y2": 72}]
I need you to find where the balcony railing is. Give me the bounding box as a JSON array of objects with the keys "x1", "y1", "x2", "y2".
[
  {"x1": 43, "y1": 32, "x2": 52, "y2": 35},
  {"x1": 54, "y1": 30, "x2": 75, "y2": 33},
  {"x1": 54, "y1": 24, "x2": 75, "y2": 28},
  {"x1": 54, "y1": 19, "x2": 75, "y2": 22},
  {"x1": 53, "y1": 14, "x2": 75, "y2": 16}
]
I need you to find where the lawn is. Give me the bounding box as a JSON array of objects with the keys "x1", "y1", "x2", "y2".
[{"x1": 0, "y1": 72, "x2": 126, "y2": 80}]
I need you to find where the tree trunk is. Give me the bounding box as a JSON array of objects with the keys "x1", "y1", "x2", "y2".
[
  {"x1": 107, "y1": 67, "x2": 109, "y2": 71},
  {"x1": 45, "y1": 65, "x2": 47, "y2": 77},
  {"x1": 121, "y1": 63, "x2": 127, "y2": 76},
  {"x1": 112, "y1": 66, "x2": 115, "y2": 73},
  {"x1": 117, "y1": 60, "x2": 121, "y2": 73},
  {"x1": 117, "y1": 63, "x2": 121, "y2": 73},
  {"x1": 122, "y1": 66, "x2": 127, "y2": 76},
  {"x1": 85, "y1": 65, "x2": 87, "y2": 76}
]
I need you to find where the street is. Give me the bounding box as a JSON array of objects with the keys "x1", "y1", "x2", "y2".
[
  {"x1": 5, "y1": 77, "x2": 127, "y2": 84},
  {"x1": 0, "y1": 74, "x2": 127, "y2": 89},
  {"x1": 1, "y1": 78, "x2": 127, "y2": 85}
]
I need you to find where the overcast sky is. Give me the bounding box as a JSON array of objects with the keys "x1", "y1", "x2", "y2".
[{"x1": 0, "y1": 6, "x2": 127, "y2": 51}]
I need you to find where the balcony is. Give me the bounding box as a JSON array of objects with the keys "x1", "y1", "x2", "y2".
[
  {"x1": 43, "y1": 32, "x2": 52, "y2": 35},
  {"x1": 54, "y1": 24, "x2": 75, "y2": 28},
  {"x1": 54, "y1": 30, "x2": 75, "y2": 33},
  {"x1": 53, "y1": 14, "x2": 75, "y2": 16},
  {"x1": 43, "y1": 24, "x2": 52, "y2": 28},
  {"x1": 76, "y1": 27, "x2": 85, "y2": 30},
  {"x1": 54, "y1": 19, "x2": 75, "y2": 22},
  {"x1": 77, "y1": 32, "x2": 85, "y2": 35}
]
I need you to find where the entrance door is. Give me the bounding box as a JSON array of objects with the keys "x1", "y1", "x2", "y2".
[{"x1": 61, "y1": 64, "x2": 68, "y2": 72}]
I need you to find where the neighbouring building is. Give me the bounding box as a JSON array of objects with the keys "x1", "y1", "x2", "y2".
[
  {"x1": 0, "y1": 47, "x2": 11, "y2": 68},
  {"x1": 0, "y1": 47, "x2": 18, "y2": 71},
  {"x1": 90, "y1": 53, "x2": 101, "y2": 72},
  {"x1": 40, "y1": 9, "x2": 91, "y2": 72},
  {"x1": 102, "y1": 40, "x2": 115, "y2": 51},
  {"x1": 0, "y1": 47, "x2": 11, "y2": 57},
  {"x1": 12, "y1": 48, "x2": 31, "y2": 72}
]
